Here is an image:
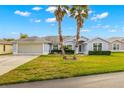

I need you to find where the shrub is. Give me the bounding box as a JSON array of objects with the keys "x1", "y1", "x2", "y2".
[
  {"x1": 65, "y1": 49, "x2": 74, "y2": 54},
  {"x1": 88, "y1": 51, "x2": 111, "y2": 55},
  {"x1": 51, "y1": 49, "x2": 74, "y2": 54},
  {"x1": 64, "y1": 45, "x2": 72, "y2": 50},
  {"x1": 51, "y1": 50, "x2": 61, "y2": 54}
]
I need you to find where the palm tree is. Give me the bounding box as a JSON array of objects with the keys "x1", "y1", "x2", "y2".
[
  {"x1": 70, "y1": 5, "x2": 89, "y2": 59},
  {"x1": 54, "y1": 5, "x2": 69, "y2": 59}
]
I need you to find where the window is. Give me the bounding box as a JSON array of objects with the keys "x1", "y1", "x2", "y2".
[
  {"x1": 3, "y1": 45, "x2": 5, "y2": 52},
  {"x1": 113, "y1": 44, "x2": 116, "y2": 50},
  {"x1": 66, "y1": 45, "x2": 72, "y2": 50},
  {"x1": 93, "y1": 43, "x2": 97, "y2": 51},
  {"x1": 113, "y1": 43, "x2": 120, "y2": 50},
  {"x1": 117, "y1": 44, "x2": 120, "y2": 50},
  {"x1": 98, "y1": 43, "x2": 102, "y2": 51},
  {"x1": 53, "y1": 44, "x2": 58, "y2": 50},
  {"x1": 79, "y1": 45, "x2": 82, "y2": 52},
  {"x1": 93, "y1": 43, "x2": 102, "y2": 51}
]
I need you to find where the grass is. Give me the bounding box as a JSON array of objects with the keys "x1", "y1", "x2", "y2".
[{"x1": 1, "y1": 52, "x2": 124, "y2": 85}]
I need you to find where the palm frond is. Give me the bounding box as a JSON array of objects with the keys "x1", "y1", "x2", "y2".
[{"x1": 69, "y1": 5, "x2": 89, "y2": 28}]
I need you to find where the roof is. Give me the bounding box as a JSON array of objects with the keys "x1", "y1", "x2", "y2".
[
  {"x1": 85, "y1": 37, "x2": 110, "y2": 43},
  {"x1": 0, "y1": 41, "x2": 13, "y2": 45},
  {"x1": 16, "y1": 37, "x2": 52, "y2": 43},
  {"x1": 110, "y1": 40, "x2": 123, "y2": 43},
  {"x1": 64, "y1": 36, "x2": 89, "y2": 42},
  {"x1": 43, "y1": 36, "x2": 73, "y2": 43},
  {"x1": 108, "y1": 37, "x2": 124, "y2": 42},
  {"x1": 16, "y1": 36, "x2": 73, "y2": 44}
]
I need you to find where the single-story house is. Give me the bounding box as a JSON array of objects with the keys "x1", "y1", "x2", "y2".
[
  {"x1": 108, "y1": 37, "x2": 124, "y2": 52},
  {"x1": 64, "y1": 36, "x2": 110, "y2": 54},
  {"x1": 13, "y1": 36, "x2": 124, "y2": 55},
  {"x1": 13, "y1": 37, "x2": 52, "y2": 55},
  {"x1": 0, "y1": 41, "x2": 13, "y2": 54}
]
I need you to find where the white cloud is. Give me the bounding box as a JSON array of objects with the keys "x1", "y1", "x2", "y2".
[
  {"x1": 14, "y1": 10, "x2": 31, "y2": 17},
  {"x1": 32, "y1": 6, "x2": 42, "y2": 11},
  {"x1": 81, "y1": 29, "x2": 90, "y2": 32},
  {"x1": 30, "y1": 19, "x2": 41, "y2": 23},
  {"x1": 92, "y1": 24, "x2": 110, "y2": 29},
  {"x1": 11, "y1": 32, "x2": 19, "y2": 35},
  {"x1": 91, "y1": 12, "x2": 109, "y2": 21},
  {"x1": 109, "y1": 29, "x2": 117, "y2": 32},
  {"x1": 46, "y1": 6, "x2": 57, "y2": 13},
  {"x1": 34, "y1": 19, "x2": 41, "y2": 23},
  {"x1": 46, "y1": 18, "x2": 56, "y2": 23}
]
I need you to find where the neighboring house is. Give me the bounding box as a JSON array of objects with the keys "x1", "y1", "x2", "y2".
[
  {"x1": 13, "y1": 37, "x2": 52, "y2": 55},
  {"x1": 13, "y1": 36, "x2": 124, "y2": 55},
  {"x1": 0, "y1": 41, "x2": 13, "y2": 54},
  {"x1": 109, "y1": 37, "x2": 124, "y2": 52}
]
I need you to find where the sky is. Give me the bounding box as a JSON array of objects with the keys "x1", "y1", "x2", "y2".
[{"x1": 0, "y1": 5, "x2": 124, "y2": 39}]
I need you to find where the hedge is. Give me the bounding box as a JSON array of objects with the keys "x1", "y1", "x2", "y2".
[
  {"x1": 51, "y1": 50, "x2": 61, "y2": 54},
  {"x1": 51, "y1": 49, "x2": 74, "y2": 54},
  {"x1": 88, "y1": 51, "x2": 111, "y2": 55},
  {"x1": 65, "y1": 50, "x2": 74, "y2": 54}
]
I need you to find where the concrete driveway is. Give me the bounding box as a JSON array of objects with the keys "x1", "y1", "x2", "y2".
[
  {"x1": 1, "y1": 72, "x2": 124, "y2": 88},
  {"x1": 0, "y1": 55, "x2": 37, "y2": 76}
]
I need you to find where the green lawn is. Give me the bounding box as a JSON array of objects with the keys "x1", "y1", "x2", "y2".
[{"x1": 1, "y1": 52, "x2": 124, "y2": 85}]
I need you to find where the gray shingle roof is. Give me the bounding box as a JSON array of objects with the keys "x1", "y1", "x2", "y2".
[
  {"x1": 108, "y1": 37, "x2": 124, "y2": 42},
  {"x1": 0, "y1": 41, "x2": 13, "y2": 45},
  {"x1": 16, "y1": 36, "x2": 73, "y2": 43},
  {"x1": 16, "y1": 37, "x2": 51, "y2": 43}
]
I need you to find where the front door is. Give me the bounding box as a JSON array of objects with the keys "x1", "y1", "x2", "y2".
[
  {"x1": 78, "y1": 44, "x2": 86, "y2": 54},
  {"x1": 78, "y1": 45, "x2": 82, "y2": 53}
]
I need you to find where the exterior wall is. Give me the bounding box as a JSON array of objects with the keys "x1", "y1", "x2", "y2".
[
  {"x1": 13, "y1": 37, "x2": 124, "y2": 56},
  {"x1": 0, "y1": 44, "x2": 12, "y2": 54},
  {"x1": 64, "y1": 41, "x2": 75, "y2": 50},
  {"x1": 78, "y1": 43, "x2": 87, "y2": 54},
  {"x1": 42, "y1": 43, "x2": 51, "y2": 55},
  {"x1": 5, "y1": 45, "x2": 13, "y2": 54},
  {"x1": 13, "y1": 43, "x2": 18, "y2": 55},
  {"x1": 110, "y1": 41, "x2": 124, "y2": 52},
  {"x1": 64, "y1": 37, "x2": 89, "y2": 54},
  {"x1": 86, "y1": 39, "x2": 110, "y2": 54}
]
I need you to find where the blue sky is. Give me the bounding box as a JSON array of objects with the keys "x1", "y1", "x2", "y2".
[{"x1": 0, "y1": 5, "x2": 124, "y2": 39}]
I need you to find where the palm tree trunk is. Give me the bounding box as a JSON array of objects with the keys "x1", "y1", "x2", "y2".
[
  {"x1": 58, "y1": 20, "x2": 66, "y2": 59},
  {"x1": 73, "y1": 23, "x2": 80, "y2": 60}
]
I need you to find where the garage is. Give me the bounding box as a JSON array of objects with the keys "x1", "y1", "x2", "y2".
[
  {"x1": 18, "y1": 43, "x2": 43, "y2": 54},
  {"x1": 13, "y1": 37, "x2": 52, "y2": 55}
]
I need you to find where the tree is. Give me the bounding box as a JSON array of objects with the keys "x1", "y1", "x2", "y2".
[
  {"x1": 54, "y1": 5, "x2": 69, "y2": 59},
  {"x1": 70, "y1": 5, "x2": 89, "y2": 59},
  {"x1": 3, "y1": 38, "x2": 15, "y2": 41},
  {"x1": 20, "y1": 33, "x2": 28, "y2": 39}
]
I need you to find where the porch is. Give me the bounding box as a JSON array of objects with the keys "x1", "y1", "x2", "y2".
[{"x1": 77, "y1": 41, "x2": 87, "y2": 54}]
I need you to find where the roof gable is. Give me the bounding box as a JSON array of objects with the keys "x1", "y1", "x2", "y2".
[
  {"x1": 111, "y1": 40, "x2": 123, "y2": 43},
  {"x1": 64, "y1": 36, "x2": 89, "y2": 42},
  {"x1": 108, "y1": 37, "x2": 124, "y2": 42},
  {"x1": 86, "y1": 37, "x2": 110, "y2": 43}
]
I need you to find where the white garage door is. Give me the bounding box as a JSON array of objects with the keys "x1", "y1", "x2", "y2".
[{"x1": 18, "y1": 43, "x2": 43, "y2": 54}]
